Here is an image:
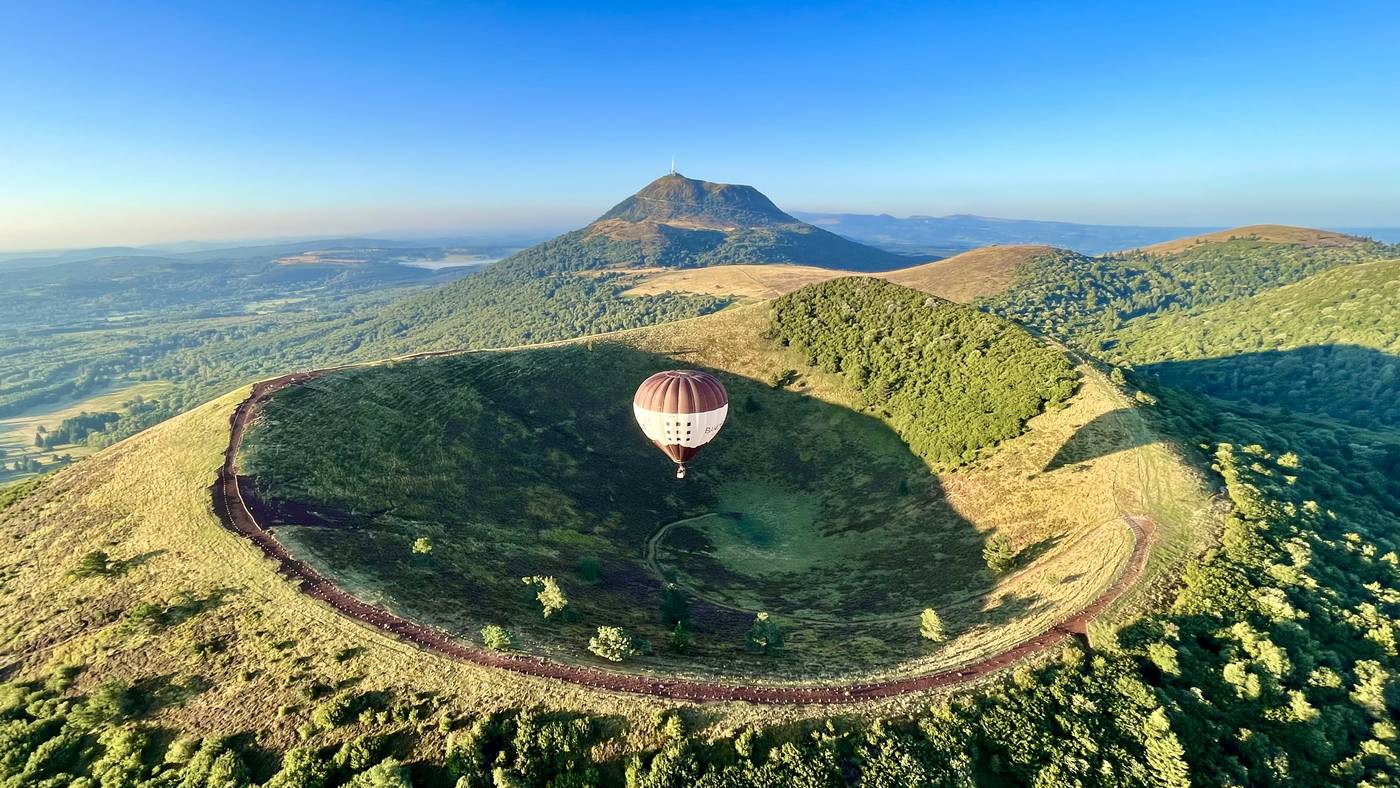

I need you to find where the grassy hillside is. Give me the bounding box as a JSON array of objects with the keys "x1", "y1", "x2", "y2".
[
  {"x1": 622, "y1": 264, "x2": 847, "y2": 300},
  {"x1": 0, "y1": 388, "x2": 717, "y2": 786},
  {"x1": 881, "y1": 244, "x2": 1060, "y2": 303},
  {"x1": 620, "y1": 245, "x2": 1061, "y2": 304},
  {"x1": 0, "y1": 273, "x2": 1215, "y2": 785},
  {"x1": 985, "y1": 231, "x2": 1398, "y2": 337},
  {"x1": 1136, "y1": 224, "x2": 1364, "y2": 255},
  {"x1": 1111, "y1": 257, "x2": 1400, "y2": 361}
]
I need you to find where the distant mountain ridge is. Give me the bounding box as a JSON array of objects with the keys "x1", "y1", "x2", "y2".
[
  {"x1": 793, "y1": 211, "x2": 1222, "y2": 256},
  {"x1": 0, "y1": 236, "x2": 541, "y2": 270},
  {"x1": 1134, "y1": 224, "x2": 1366, "y2": 255}
]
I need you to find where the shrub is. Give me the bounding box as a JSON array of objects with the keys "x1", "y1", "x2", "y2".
[
  {"x1": 522, "y1": 576, "x2": 568, "y2": 618},
  {"x1": 659, "y1": 584, "x2": 690, "y2": 626},
  {"x1": 983, "y1": 535, "x2": 1017, "y2": 574},
  {"x1": 69, "y1": 680, "x2": 135, "y2": 726},
  {"x1": 346, "y1": 757, "x2": 411, "y2": 787},
  {"x1": 481, "y1": 624, "x2": 514, "y2": 651},
  {"x1": 70, "y1": 550, "x2": 111, "y2": 579},
  {"x1": 333, "y1": 734, "x2": 387, "y2": 774},
  {"x1": 265, "y1": 747, "x2": 331, "y2": 788},
  {"x1": 920, "y1": 608, "x2": 947, "y2": 643},
  {"x1": 310, "y1": 693, "x2": 356, "y2": 732},
  {"x1": 669, "y1": 622, "x2": 690, "y2": 655},
  {"x1": 588, "y1": 626, "x2": 642, "y2": 662},
  {"x1": 744, "y1": 613, "x2": 783, "y2": 656}
]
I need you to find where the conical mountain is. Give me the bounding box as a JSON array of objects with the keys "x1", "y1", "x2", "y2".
[
  {"x1": 505, "y1": 173, "x2": 913, "y2": 274},
  {"x1": 594, "y1": 173, "x2": 798, "y2": 227}
]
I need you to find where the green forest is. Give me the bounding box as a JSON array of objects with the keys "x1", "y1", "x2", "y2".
[
  {"x1": 984, "y1": 236, "x2": 1398, "y2": 338},
  {"x1": 1108, "y1": 260, "x2": 1400, "y2": 431},
  {"x1": 768, "y1": 278, "x2": 1076, "y2": 468}
]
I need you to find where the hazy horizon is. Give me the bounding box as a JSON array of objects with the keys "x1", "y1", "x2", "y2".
[{"x1": 4, "y1": 1, "x2": 1398, "y2": 249}]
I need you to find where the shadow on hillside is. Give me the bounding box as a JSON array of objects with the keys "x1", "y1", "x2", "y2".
[
  {"x1": 1044, "y1": 345, "x2": 1400, "y2": 472},
  {"x1": 249, "y1": 341, "x2": 1016, "y2": 655},
  {"x1": 1137, "y1": 344, "x2": 1400, "y2": 432},
  {"x1": 1044, "y1": 409, "x2": 1151, "y2": 472}
]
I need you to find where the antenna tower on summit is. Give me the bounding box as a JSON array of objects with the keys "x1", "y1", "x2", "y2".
[{"x1": 670, "y1": 157, "x2": 676, "y2": 175}]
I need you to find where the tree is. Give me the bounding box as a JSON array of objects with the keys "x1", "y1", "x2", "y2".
[
  {"x1": 345, "y1": 757, "x2": 412, "y2": 787},
  {"x1": 1142, "y1": 708, "x2": 1191, "y2": 788},
  {"x1": 70, "y1": 680, "x2": 135, "y2": 726},
  {"x1": 265, "y1": 747, "x2": 331, "y2": 788},
  {"x1": 660, "y1": 584, "x2": 690, "y2": 626},
  {"x1": 522, "y1": 576, "x2": 568, "y2": 618},
  {"x1": 481, "y1": 624, "x2": 513, "y2": 651},
  {"x1": 588, "y1": 626, "x2": 642, "y2": 662},
  {"x1": 983, "y1": 535, "x2": 1017, "y2": 574},
  {"x1": 411, "y1": 537, "x2": 433, "y2": 555},
  {"x1": 333, "y1": 734, "x2": 387, "y2": 774},
  {"x1": 920, "y1": 608, "x2": 946, "y2": 643},
  {"x1": 89, "y1": 725, "x2": 152, "y2": 787},
  {"x1": 201, "y1": 750, "x2": 247, "y2": 788},
  {"x1": 669, "y1": 622, "x2": 690, "y2": 655},
  {"x1": 745, "y1": 612, "x2": 783, "y2": 656}
]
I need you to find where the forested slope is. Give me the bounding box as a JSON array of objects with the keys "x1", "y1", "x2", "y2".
[
  {"x1": 985, "y1": 234, "x2": 1397, "y2": 337},
  {"x1": 1112, "y1": 257, "x2": 1400, "y2": 361},
  {"x1": 769, "y1": 278, "x2": 1076, "y2": 467},
  {"x1": 1108, "y1": 259, "x2": 1400, "y2": 430}
]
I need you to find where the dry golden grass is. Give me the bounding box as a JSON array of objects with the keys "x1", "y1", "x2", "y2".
[
  {"x1": 620, "y1": 244, "x2": 1058, "y2": 304},
  {"x1": 1135, "y1": 224, "x2": 1364, "y2": 255},
  {"x1": 622, "y1": 264, "x2": 848, "y2": 299},
  {"x1": 881, "y1": 244, "x2": 1058, "y2": 302}
]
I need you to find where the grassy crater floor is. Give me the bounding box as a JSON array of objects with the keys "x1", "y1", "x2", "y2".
[{"x1": 239, "y1": 295, "x2": 1177, "y2": 681}]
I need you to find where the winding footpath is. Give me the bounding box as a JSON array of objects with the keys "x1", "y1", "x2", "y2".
[{"x1": 214, "y1": 367, "x2": 1154, "y2": 704}]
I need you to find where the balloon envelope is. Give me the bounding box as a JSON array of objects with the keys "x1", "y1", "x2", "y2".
[{"x1": 633, "y1": 370, "x2": 728, "y2": 475}]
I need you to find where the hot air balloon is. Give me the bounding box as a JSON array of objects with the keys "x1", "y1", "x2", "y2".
[{"x1": 633, "y1": 370, "x2": 729, "y2": 479}]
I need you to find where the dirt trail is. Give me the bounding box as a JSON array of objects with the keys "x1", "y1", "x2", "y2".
[{"x1": 213, "y1": 365, "x2": 1153, "y2": 704}]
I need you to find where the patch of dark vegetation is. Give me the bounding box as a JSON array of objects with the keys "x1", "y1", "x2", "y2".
[
  {"x1": 0, "y1": 475, "x2": 46, "y2": 513},
  {"x1": 770, "y1": 277, "x2": 1077, "y2": 467}
]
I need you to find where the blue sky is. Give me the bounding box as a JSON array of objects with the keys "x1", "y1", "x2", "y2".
[{"x1": 2, "y1": 1, "x2": 1397, "y2": 249}]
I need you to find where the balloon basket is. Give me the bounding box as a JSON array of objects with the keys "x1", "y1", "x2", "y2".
[{"x1": 675, "y1": 465, "x2": 686, "y2": 480}]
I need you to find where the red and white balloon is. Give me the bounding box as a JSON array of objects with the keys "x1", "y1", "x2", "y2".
[{"x1": 633, "y1": 370, "x2": 729, "y2": 478}]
